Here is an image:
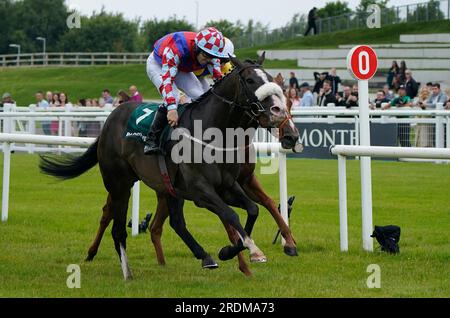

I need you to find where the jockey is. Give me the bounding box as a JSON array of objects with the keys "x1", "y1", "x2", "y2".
[
  {"x1": 144, "y1": 27, "x2": 228, "y2": 155},
  {"x1": 194, "y1": 37, "x2": 235, "y2": 78}
]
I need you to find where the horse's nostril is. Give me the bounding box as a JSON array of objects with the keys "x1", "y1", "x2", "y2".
[{"x1": 271, "y1": 106, "x2": 281, "y2": 115}]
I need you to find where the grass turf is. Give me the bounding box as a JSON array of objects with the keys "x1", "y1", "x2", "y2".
[{"x1": 0, "y1": 154, "x2": 449, "y2": 297}]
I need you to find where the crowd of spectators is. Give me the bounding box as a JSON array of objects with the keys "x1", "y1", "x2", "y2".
[
  {"x1": 273, "y1": 64, "x2": 450, "y2": 115},
  {"x1": 0, "y1": 85, "x2": 143, "y2": 136}
]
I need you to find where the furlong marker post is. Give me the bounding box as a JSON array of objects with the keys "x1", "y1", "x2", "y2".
[{"x1": 346, "y1": 46, "x2": 378, "y2": 252}]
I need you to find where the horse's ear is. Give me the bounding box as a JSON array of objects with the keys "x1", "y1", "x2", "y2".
[
  {"x1": 229, "y1": 55, "x2": 243, "y2": 69},
  {"x1": 257, "y1": 51, "x2": 266, "y2": 65}
]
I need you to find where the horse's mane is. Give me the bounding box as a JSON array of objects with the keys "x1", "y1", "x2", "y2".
[{"x1": 185, "y1": 59, "x2": 260, "y2": 108}]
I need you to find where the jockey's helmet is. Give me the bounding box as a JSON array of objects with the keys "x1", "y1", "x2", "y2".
[{"x1": 195, "y1": 27, "x2": 227, "y2": 59}]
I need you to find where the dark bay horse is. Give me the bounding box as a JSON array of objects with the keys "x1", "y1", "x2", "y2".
[{"x1": 40, "y1": 56, "x2": 300, "y2": 279}]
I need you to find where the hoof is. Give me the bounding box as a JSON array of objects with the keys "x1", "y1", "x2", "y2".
[
  {"x1": 85, "y1": 254, "x2": 95, "y2": 262},
  {"x1": 284, "y1": 246, "x2": 298, "y2": 257},
  {"x1": 219, "y1": 245, "x2": 236, "y2": 261},
  {"x1": 250, "y1": 253, "x2": 267, "y2": 263},
  {"x1": 202, "y1": 255, "x2": 219, "y2": 269}
]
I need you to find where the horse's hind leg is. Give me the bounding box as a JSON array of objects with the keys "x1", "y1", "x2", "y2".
[
  {"x1": 110, "y1": 189, "x2": 133, "y2": 280},
  {"x1": 219, "y1": 182, "x2": 266, "y2": 263},
  {"x1": 86, "y1": 194, "x2": 113, "y2": 261},
  {"x1": 241, "y1": 174, "x2": 298, "y2": 257},
  {"x1": 149, "y1": 193, "x2": 169, "y2": 265},
  {"x1": 221, "y1": 220, "x2": 252, "y2": 276}
]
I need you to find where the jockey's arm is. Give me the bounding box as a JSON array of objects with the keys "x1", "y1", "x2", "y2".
[{"x1": 160, "y1": 47, "x2": 180, "y2": 111}]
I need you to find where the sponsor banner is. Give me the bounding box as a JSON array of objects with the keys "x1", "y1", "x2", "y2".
[{"x1": 292, "y1": 123, "x2": 398, "y2": 159}]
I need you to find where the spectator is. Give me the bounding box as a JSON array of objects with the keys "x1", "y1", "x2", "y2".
[
  {"x1": 92, "y1": 99, "x2": 99, "y2": 107},
  {"x1": 426, "y1": 82, "x2": 433, "y2": 93},
  {"x1": 114, "y1": 90, "x2": 130, "y2": 106},
  {"x1": 336, "y1": 86, "x2": 358, "y2": 108},
  {"x1": 286, "y1": 88, "x2": 301, "y2": 112},
  {"x1": 299, "y1": 82, "x2": 314, "y2": 107},
  {"x1": 383, "y1": 85, "x2": 412, "y2": 147},
  {"x1": 102, "y1": 89, "x2": 114, "y2": 105},
  {"x1": 35, "y1": 91, "x2": 51, "y2": 135},
  {"x1": 51, "y1": 92, "x2": 61, "y2": 107},
  {"x1": 59, "y1": 92, "x2": 72, "y2": 108},
  {"x1": 274, "y1": 73, "x2": 285, "y2": 90},
  {"x1": 370, "y1": 90, "x2": 390, "y2": 109},
  {"x1": 46, "y1": 91, "x2": 53, "y2": 104},
  {"x1": 415, "y1": 86, "x2": 433, "y2": 147},
  {"x1": 78, "y1": 99, "x2": 87, "y2": 106},
  {"x1": 398, "y1": 60, "x2": 407, "y2": 84},
  {"x1": 1, "y1": 92, "x2": 15, "y2": 107},
  {"x1": 383, "y1": 85, "x2": 412, "y2": 110},
  {"x1": 387, "y1": 61, "x2": 399, "y2": 89},
  {"x1": 383, "y1": 84, "x2": 394, "y2": 101},
  {"x1": 327, "y1": 68, "x2": 341, "y2": 95},
  {"x1": 317, "y1": 80, "x2": 337, "y2": 106},
  {"x1": 313, "y1": 71, "x2": 328, "y2": 94},
  {"x1": 129, "y1": 85, "x2": 143, "y2": 103},
  {"x1": 420, "y1": 83, "x2": 448, "y2": 109},
  {"x1": 404, "y1": 69, "x2": 419, "y2": 99},
  {"x1": 304, "y1": 7, "x2": 318, "y2": 36},
  {"x1": 289, "y1": 72, "x2": 299, "y2": 89}
]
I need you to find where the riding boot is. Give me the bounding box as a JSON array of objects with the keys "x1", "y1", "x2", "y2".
[{"x1": 144, "y1": 107, "x2": 168, "y2": 155}]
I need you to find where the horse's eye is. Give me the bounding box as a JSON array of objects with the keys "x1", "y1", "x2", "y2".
[{"x1": 246, "y1": 78, "x2": 255, "y2": 84}]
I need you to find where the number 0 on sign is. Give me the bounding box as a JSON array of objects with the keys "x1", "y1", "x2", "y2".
[{"x1": 346, "y1": 45, "x2": 378, "y2": 80}]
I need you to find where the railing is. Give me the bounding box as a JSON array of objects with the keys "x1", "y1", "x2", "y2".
[
  {"x1": 1, "y1": 104, "x2": 449, "y2": 155},
  {"x1": 0, "y1": 52, "x2": 148, "y2": 68},
  {"x1": 233, "y1": 0, "x2": 450, "y2": 48}
]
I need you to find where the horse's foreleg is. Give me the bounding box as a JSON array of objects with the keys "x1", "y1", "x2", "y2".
[
  {"x1": 165, "y1": 195, "x2": 218, "y2": 269},
  {"x1": 86, "y1": 194, "x2": 113, "y2": 261},
  {"x1": 241, "y1": 174, "x2": 298, "y2": 256},
  {"x1": 149, "y1": 193, "x2": 169, "y2": 265}
]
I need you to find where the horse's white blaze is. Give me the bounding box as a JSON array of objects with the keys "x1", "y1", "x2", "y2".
[
  {"x1": 255, "y1": 68, "x2": 269, "y2": 83},
  {"x1": 255, "y1": 82, "x2": 285, "y2": 105}
]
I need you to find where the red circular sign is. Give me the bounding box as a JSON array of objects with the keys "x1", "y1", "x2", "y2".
[{"x1": 346, "y1": 45, "x2": 378, "y2": 80}]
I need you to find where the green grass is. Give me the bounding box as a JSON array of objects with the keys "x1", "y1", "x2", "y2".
[
  {"x1": 0, "y1": 61, "x2": 301, "y2": 106},
  {"x1": 236, "y1": 20, "x2": 450, "y2": 60},
  {"x1": 0, "y1": 154, "x2": 449, "y2": 297}
]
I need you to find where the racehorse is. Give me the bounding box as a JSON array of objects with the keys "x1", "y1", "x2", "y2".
[{"x1": 40, "y1": 55, "x2": 300, "y2": 279}]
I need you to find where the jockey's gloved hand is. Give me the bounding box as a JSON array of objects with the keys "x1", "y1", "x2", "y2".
[{"x1": 167, "y1": 109, "x2": 179, "y2": 127}]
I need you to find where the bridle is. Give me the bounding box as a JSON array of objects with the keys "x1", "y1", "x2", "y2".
[
  {"x1": 210, "y1": 64, "x2": 267, "y2": 123},
  {"x1": 210, "y1": 63, "x2": 293, "y2": 139}
]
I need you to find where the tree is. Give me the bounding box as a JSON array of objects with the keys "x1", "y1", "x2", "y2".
[
  {"x1": 356, "y1": 0, "x2": 390, "y2": 14},
  {"x1": 140, "y1": 16, "x2": 194, "y2": 51},
  {"x1": 407, "y1": 0, "x2": 445, "y2": 22},
  {"x1": 0, "y1": 0, "x2": 68, "y2": 54},
  {"x1": 317, "y1": 1, "x2": 352, "y2": 18},
  {"x1": 58, "y1": 11, "x2": 140, "y2": 52},
  {"x1": 203, "y1": 19, "x2": 243, "y2": 39}
]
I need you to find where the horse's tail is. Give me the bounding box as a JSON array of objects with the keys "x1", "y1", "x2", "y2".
[{"x1": 39, "y1": 139, "x2": 99, "y2": 180}]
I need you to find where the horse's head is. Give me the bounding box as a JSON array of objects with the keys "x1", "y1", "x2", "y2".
[{"x1": 229, "y1": 53, "x2": 300, "y2": 151}]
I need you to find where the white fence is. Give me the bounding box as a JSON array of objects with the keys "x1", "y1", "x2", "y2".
[
  {"x1": 331, "y1": 145, "x2": 450, "y2": 252},
  {"x1": 1, "y1": 104, "x2": 450, "y2": 153}
]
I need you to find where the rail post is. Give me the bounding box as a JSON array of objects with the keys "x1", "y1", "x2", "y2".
[{"x1": 2, "y1": 104, "x2": 13, "y2": 222}]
